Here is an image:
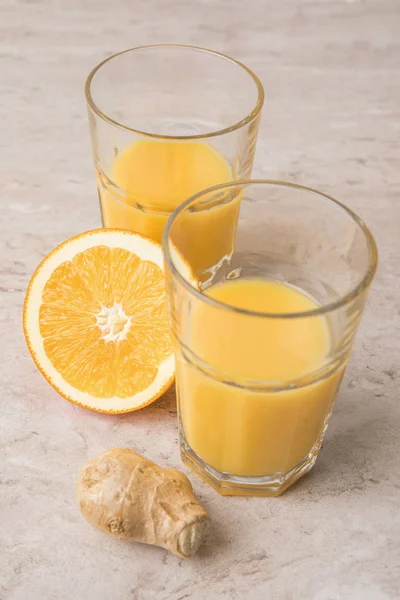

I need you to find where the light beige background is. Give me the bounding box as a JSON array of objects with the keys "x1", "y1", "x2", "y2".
[{"x1": 1, "y1": 0, "x2": 399, "y2": 599}]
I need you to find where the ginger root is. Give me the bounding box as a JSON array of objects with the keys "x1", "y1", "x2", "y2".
[{"x1": 77, "y1": 448, "x2": 209, "y2": 558}]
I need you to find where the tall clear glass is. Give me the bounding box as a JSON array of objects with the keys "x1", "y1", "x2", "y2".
[
  {"x1": 163, "y1": 181, "x2": 377, "y2": 496},
  {"x1": 85, "y1": 44, "x2": 264, "y2": 262}
]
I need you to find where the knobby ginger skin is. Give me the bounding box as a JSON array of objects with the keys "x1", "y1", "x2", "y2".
[{"x1": 77, "y1": 448, "x2": 210, "y2": 558}]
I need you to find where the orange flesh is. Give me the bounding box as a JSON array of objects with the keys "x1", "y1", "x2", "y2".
[{"x1": 39, "y1": 246, "x2": 172, "y2": 398}]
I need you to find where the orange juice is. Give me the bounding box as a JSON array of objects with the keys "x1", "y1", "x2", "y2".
[
  {"x1": 177, "y1": 278, "x2": 344, "y2": 476},
  {"x1": 97, "y1": 139, "x2": 232, "y2": 243}
]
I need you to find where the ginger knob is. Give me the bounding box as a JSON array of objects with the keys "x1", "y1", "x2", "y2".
[{"x1": 77, "y1": 448, "x2": 209, "y2": 558}]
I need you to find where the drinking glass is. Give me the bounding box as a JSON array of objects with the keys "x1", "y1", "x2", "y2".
[
  {"x1": 85, "y1": 44, "x2": 264, "y2": 263},
  {"x1": 163, "y1": 180, "x2": 377, "y2": 496}
]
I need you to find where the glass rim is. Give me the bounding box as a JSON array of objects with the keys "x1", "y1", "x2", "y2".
[
  {"x1": 85, "y1": 43, "x2": 265, "y2": 140},
  {"x1": 163, "y1": 179, "x2": 378, "y2": 319}
]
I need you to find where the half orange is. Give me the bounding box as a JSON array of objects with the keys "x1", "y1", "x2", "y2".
[{"x1": 23, "y1": 229, "x2": 174, "y2": 413}]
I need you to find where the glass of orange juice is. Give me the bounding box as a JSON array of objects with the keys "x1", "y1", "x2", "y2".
[
  {"x1": 85, "y1": 44, "x2": 264, "y2": 268},
  {"x1": 163, "y1": 180, "x2": 377, "y2": 496}
]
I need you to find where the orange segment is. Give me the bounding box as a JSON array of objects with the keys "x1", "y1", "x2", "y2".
[{"x1": 23, "y1": 229, "x2": 174, "y2": 413}]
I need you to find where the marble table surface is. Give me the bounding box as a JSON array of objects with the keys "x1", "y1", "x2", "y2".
[{"x1": 1, "y1": 0, "x2": 399, "y2": 598}]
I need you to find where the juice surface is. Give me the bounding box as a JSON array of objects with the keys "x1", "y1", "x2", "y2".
[
  {"x1": 177, "y1": 278, "x2": 344, "y2": 476},
  {"x1": 97, "y1": 140, "x2": 232, "y2": 244},
  {"x1": 113, "y1": 140, "x2": 232, "y2": 212}
]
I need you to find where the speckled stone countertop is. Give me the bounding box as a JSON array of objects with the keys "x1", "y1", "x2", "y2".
[{"x1": 1, "y1": 1, "x2": 399, "y2": 598}]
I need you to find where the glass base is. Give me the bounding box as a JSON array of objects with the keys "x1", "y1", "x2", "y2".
[{"x1": 180, "y1": 435, "x2": 322, "y2": 497}]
